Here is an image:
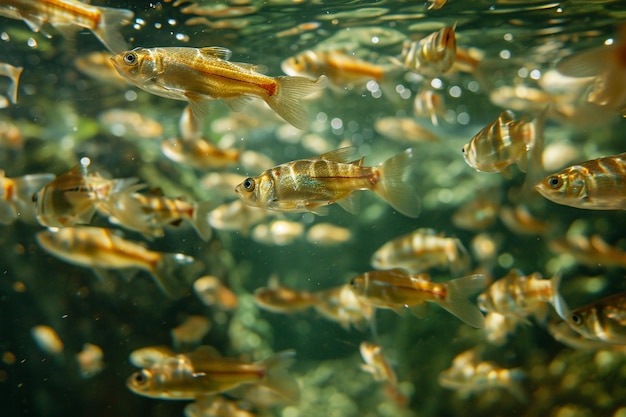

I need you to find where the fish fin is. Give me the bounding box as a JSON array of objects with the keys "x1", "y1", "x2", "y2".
[
  {"x1": 110, "y1": 178, "x2": 141, "y2": 195},
  {"x1": 320, "y1": 147, "x2": 358, "y2": 163},
  {"x1": 556, "y1": 46, "x2": 613, "y2": 78},
  {"x1": 266, "y1": 75, "x2": 328, "y2": 130},
  {"x1": 223, "y1": 95, "x2": 254, "y2": 112},
  {"x1": 438, "y1": 274, "x2": 487, "y2": 328},
  {"x1": 449, "y1": 238, "x2": 471, "y2": 275},
  {"x1": 515, "y1": 154, "x2": 528, "y2": 173},
  {"x1": 233, "y1": 62, "x2": 268, "y2": 74},
  {"x1": 190, "y1": 200, "x2": 218, "y2": 241},
  {"x1": 308, "y1": 204, "x2": 329, "y2": 216},
  {"x1": 551, "y1": 272, "x2": 571, "y2": 321},
  {"x1": 185, "y1": 92, "x2": 212, "y2": 118},
  {"x1": 151, "y1": 253, "x2": 204, "y2": 298},
  {"x1": 258, "y1": 350, "x2": 300, "y2": 403},
  {"x1": 375, "y1": 149, "x2": 421, "y2": 218},
  {"x1": 409, "y1": 302, "x2": 429, "y2": 318},
  {"x1": 5, "y1": 65, "x2": 22, "y2": 104},
  {"x1": 532, "y1": 303, "x2": 550, "y2": 325},
  {"x1": 335, "y1": 192, "x2": 360, "y2": 214},
  {"x1": 199, "y1": 47, "x2": 233, "y2": 61},
  {"x1": 0, "y1": 200, "x2": 17, "y2": 224},
  {"x1": 90, "y1": 6, "x2": 134, "y2": 53},
  {"x1": 52, "y1": 23, "x2": 79, "y2": 40}
]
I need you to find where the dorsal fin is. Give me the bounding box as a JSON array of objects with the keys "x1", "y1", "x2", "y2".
[
  {"x1": 199, "y1": 47, "x2": 232, "y2": 61},
  {"x1": 320, "y1": 147, "x2": 359, "y2": 163}
]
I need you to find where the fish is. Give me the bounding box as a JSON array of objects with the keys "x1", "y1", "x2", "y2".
[
  {"x1": 280, "y1": 48, "x2": 397, "y2": 91},
  {"x1": 0, "y1": 170, "x2": 55, "y2": 224},
  {"x1": 312, "y1": 284, "x2": 374, "y2": 330},
  {"x1": 0, "y1": 0, "x2": 134, "y2": 53},
  {"x1": 400, "y1": 25, "x2": 457, "y2": 79},
  {"x1": 234, "y1": 147, "x2": 421, "y2": 218},
  {"x1": 31, "y1": 325, "x2": 64, "y2": 361},
  {"x1": 548, "y1": 234, "x2": 626, "y2": 269},
  {"x1": 451, "y1": 193, "x2": 499, "y2": 231},
  {"x1": 170, "y1": 316, "x2": 211, "y2": 352},
  {"x1": 129, "y1": 346, "x2": 177, "y2": 369},
  {"x1": 98, "y1": 109, "x2": 164, "y2": 139},
  {"x1": 0, "y1": 119, "x2": 23, "y2": 150},
  {"x1": 462, "y1": 108, "x2": 547, "y2": 174},
  {"x1": 0, "y1": 62, "x2": 23, "y2": 105},
  {"x1": 413, "y1": 88, "x2": 446, "y2": 126},
  {"x1": 498, "y1": 205, "x2": 548, "y2": 235},
  {"x1": 161, "y1": 137, "x2": 241, "y2": 170},
  {"x1": 483, "y1": 312, "x2": 523, "y2": 346},
  {"x1": 556, "y1": 23, "x2": 626, "y2": 111},
  {"x1": 110, "y1": 46, "x2": 326, "y2": 129},
  {"x1": 371, "y1": 228, "x2": 470, "y2": 274},
  {"x1": 184, "y1": 396, "x2": 257, "y2": 417},
  {"x1": 100, "y1": 184, "x2": 215, "y2": 241},
  {"x1": 554, "y1": 291, "x2": 626, "y2": 344},
  {"x1": 35, "y1": 226, "x2": 202, "y2": 298},
  {"x1": 193, "y1": 276, "x2": 238, "y2": 311},
  {"x1": 359, "y1": 342, "x2": 408, "y2": 407},
  {"x1": 251, "y1": 220, "x2": 304, "y2": 246},
  {"x1": 76, "y1": 343, "x2": 104, "y2": 379},
  {"x1": 349, "y1": 269, "x2": 486, "y2": 328},
  {"x1": 305, "y1": 222, "x2": 352, "y2": 246},
  {"x1": 33, "y1": 160, "x2": 137, "y2": 228},
  {"x1": 477, "y1": 269, "x2": 561, "y2": 322},
  {"x1": 534, "y1": 153, "x2": 626, "y2": 210},
  {"x1": 373, "y1": 117, "x2": 439, "y2": 144},
  {"x1": 438, "y1": 349, "x2": 526, "y2": 402},
  {"x1": 254, "y1": 276, "x2": 317, "y2": 313},
  {"x1": 127, "y1": 347, "x2": 297, "y2": 399},
  {"x1": 207, "y1": 200, "x2": 272, "y2": 234}
]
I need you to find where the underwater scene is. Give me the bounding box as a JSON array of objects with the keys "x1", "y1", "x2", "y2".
[{"x1": 1, "y1": 0, "x2": 626, "y2": 416}]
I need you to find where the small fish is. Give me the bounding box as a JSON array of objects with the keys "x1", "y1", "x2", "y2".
[
  {"x1": 74, "y1": 51, "x2": 129, "y2": 86},
  {"x1": 477, "y1": 269, "x2": 561, "y2": 322},
  {"x1": 0, "y1": 62, "x2": 23, "y2": 105},
  {"x1": 349, "y1": 269, "x2": 486, "y2": 328},
  {"x1": 35, "y1": 227, "x2": 202, "y2": 298},
  {"x1": 312, "y1": 284, "x2": 374, "y2": 331},
  {"x1": 374, "y1": 117, "x2": 439, "y2": 144},
  {"x1": 31, "y1": 325, "x2": 64, "y2": 360},
  {"x1": 33, "y1": 160, "x2": 137, "y2": 228},
  {"x1": 100, "y1": 184, "x2": 215, "y2": 241},
  {"x1": 127, "y1": 347, "x2": 297, "y2": 399},
  {"x1": 305, "y1": 223, "x2": 352, "y2": 246},
  {"x1": 193, "y1": 276, "x2": 238, "y2": 311},
  {"x1": 554, "y1": 291, "x2": 626, "y2": 344},
  {"x1": 171, "y1": 316, "x2": 211, "y2": 352},
  {"x1": 438, "y1": 349, "x2": 526, "y2": 402},
  {"x1": 413, "y1": 88, "x2": 446, "y2": 126},
  {"x1": 499, "y1": 205, "x2": 548, "y2": 235},
  {"x1": 0, "y1": 119, "x2": 23, "y2": 150},
  {"x1": 207, "y1": 200, "x2": 272, "y2": 234},
  {"x1": 360, "y1": 342, "x2": 407, "y2": 407},
  {"x1": 110, "y1": 46, "x2": 326, "y2": 129},
  {"x1": 185, "y1": 396, "x2": 257, "y2": 417},
  {"x1": 254, "y1": 276, "x2": 317, "y2": 313},
  {"x1": 547, "y1": 319, "x2": 626, "y2": 351},
  {"x1": 451, "y1": 193, "x2": 499, "y2": 231},
  {"x1": 549, "y1": 234, "x2": 626, "y2": 269},
  {"x1": 426, "y1": 0, "x2": 448, "y2": 10},
  {"x1": 371, "y1": 228, "x2": 470, "y2": 274},
  {"x1": 235, "y1": 147, "x2": 421, "y2": 218},
  {"x1": 462, "y1": 108, "x2": 546, "y2": 174},
  {"x1": 535, "y1": 153, "x2": 626, "y2": 210},
  {"x1": 483, "y1": 312, "x2": 523, "y2": 346},
  {"x1": 0, "y1": 171, "x2": 55, "y2": 224},
  {"x1": 98, "y1": 109, "x2": 163, "y2": 139},
  {"x1": 76, "y1": 343, "x2": 104, "y2": 379},
  {"x1": 251, "y1": 220, "x2": 304, "y2": 246},
  {"x1": 400, "y1": 25, "x2": 457, "y2": 79},
  {"x1": 281, "y1": 48, "x2": 396, "y2": 91},
  {"x1": 556, "y1": 23, "x2": 626, "y2": 111},
  {"x1": 161, "y1": 137, "x2": 241, "y2": 170},
  {"x1": 0, "y1": 0, "x2": 134, "y2": 53}
]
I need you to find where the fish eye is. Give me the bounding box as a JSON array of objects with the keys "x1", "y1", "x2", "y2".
[
  {"x1": 570, "y1": 313, "x2": 583, "y2": 326},
  {"x1": 242, "y1": 178, "x2": 255, "y2": 192},
  {"x1": 133, "y1": 371, "x2": 148, "y2": 385},
  {"x1": 547, "y1": 176, "x2": 562, "y2": 189},
  {"x1": 32, "y1": 193, "x2": 38, "y2": 203},
  {"x1": 123, "y1": 52, "x2": 138, "y2": 66}
]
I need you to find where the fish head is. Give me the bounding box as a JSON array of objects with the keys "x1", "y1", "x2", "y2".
[
  {"x1": 235, "y1": 172, "x2": 275, "y2": 209},
  {"x1": 534, "y1": 166, "x2": 587, "y2": 207},
  {"x1": 461, "y1": 142, "x2": 478, "y2": 169},
  {"x1": 566, "y1": 307, "x2": 597, "y2": 340},
  {"x1": 281, "y1": 51, "x2": 317, "y2": 77},
  {"x1": 126, "y1": 369, "x2": 157, "y2": 397},
  {"x1": 110, "y1": 48, "x2": 158, "y2": 84}
]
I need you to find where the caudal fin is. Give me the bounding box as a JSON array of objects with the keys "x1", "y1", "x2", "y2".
[
  {"x1": 257, "y1": 350, "x2": 300, "y2": 403},
  {"x1": 151, "y1": 253, "x2": 203, "y2": 298},
  {"x1": 266, "y1": 75, "x2": 327, "y2": 130},
  {"x1": 92, "y1": 6, "x2": 134, "y2": 53},
  {"x1": 375, "y1": 149, "x2": 421, "y2": 218},
  {"x1": 190, "y1": 200, "x2": 219, "y2": 241},
  {"x1": 438, "y1": 274, "x2": 487, "y2": 328}
]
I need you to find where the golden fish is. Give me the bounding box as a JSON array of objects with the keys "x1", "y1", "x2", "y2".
[
  {"x1": 251, "y1": 220, "x2": 304, "y2": 246},
  {"x1": 207, "y1": 200, "x2": 272, "y2": 234},
  {"x1": 483, "y1": 312, "x2": 523, "y2": 346},
  {"x1": 0, "y1": 119, "x2": 23, "y2": 150},
  {"x1": 477, "y1": 269, "x2": 560, "y2": 321},
  {"x1": 98, "y1": 109, "x2": 164, "y2": 139},
  {"x1": 129, "y1": 346, "x2": 176, "y2": 369},
  {"x1": 413, "y1": 88, "x2": 446, "y2": 127},
  {"x1": 185, "y1": 396, "x2": 257, "y2": 417},
  {"x1": 0, "y1": 62, "x2": 23, "y2": 105},
  {"x1": 549, "y1": 234, "x2": 626, "y2": 269},
  {"x1": 371, "y1": 228, "x2": 470, "y2": 274},
  {"x1": 280, "y1": 48, "x2": 394, "y2": 90},
  {"x1": 235, "y1": 147, "x2": 420, "y2": 218},
  {"x1": 76, "y1": 343, "x2": 104, "y2": 379},
  {"x1": 35, "y1": 227, "x2": 202, "y2": 298},
  {"x1": 305, "y1": 222, "x2": 352, "y2": 246},
  {"x1": 127, "y1": 347, "x2": 297, "y2": 399},
  {"x1": 33, "y1": 160, "x2": 137, "y2": 228},
  {"x1": 373, "y1": 117, "x2": 439, "y2": 144},
  {"x1": 110, "y1": 46, "x2": 326, "y2": 129},
  {"x1": 74, "y1": 51, "x2": 129, "y2": 87},
  {"x1": 349, "y1": 269, "x2": 486, "y2": 328},
  {"x1": 0, "y1": 170, "x2": 55, "y2": 224},
  {"x1": 254, "y1": 276, "x2": 317, "y2": 313},
  {"x1": 438, "y1": 349, "x2": 526, "y2": 402},
  {"x1": 555, "y1": 291, "x2": 626, "y2": 344},
  {"x1": 462, "y1": 108, "x2": 546, "y2": 174},
  {"x1": 556, "y1": 23, "x2": 626, "y2": 111},
  {"x1": 534, "y1": 153, "x2": 626, "y2": 210},
  {"x1": 312, "y1": 284, "x2": 374, "y2": 331},
  {"x1": 400, "y1": 25, "x2": 457, "y2": 79},
  {"x1": 100, "y1": 184, "x2": 215, "y2": 240},
  {"x1": 360, "y1": 342, "x2": 408, "y2": 407},
  {"x1": 499, "y1": 205, "x2": 548, "y2": 235},
  {"x1": 0, "y1": 0, "x2": 133, "y2": 53},
  {"x1": 193, "y1": 276, "x2": 239, "y2": 311},
  {"x1": 170, "y1": 315, "x2": 211, "y2": 352},
  {"x1": 161, "y1": 137, "x2": 241, "y2": 170}
]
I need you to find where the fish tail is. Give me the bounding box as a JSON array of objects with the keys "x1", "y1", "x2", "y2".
[
  {"x1": 152, "y1": 253, "x2": 203, "y2": 298},
  {"x1": 375, "y1": 149, "x2": 421, "y2": 218},
  {"x1": 438, "y1": 274, "x2": 487, "y2": 328},
  {"x1": 550, "y1": 270, "x2": 571, "y2": 320},
  {"x1": 384, "y1": 383, "x2": 409, "y2": 407},
  {"x1": 190, "y1": 200, "x2": 218, "y2": 241},
  {"x1": 92, "y1": 6, "x2": 134, "y2": 53},
  {"x1": 7, "y1": 65, "x2": 23, "y2": 104},
  {"x1": 266, "y1": 75, "x2": 327, "y2": 130},
  {"x1": 258, "y1": 350, "x2": 300, "y2": 403}
]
